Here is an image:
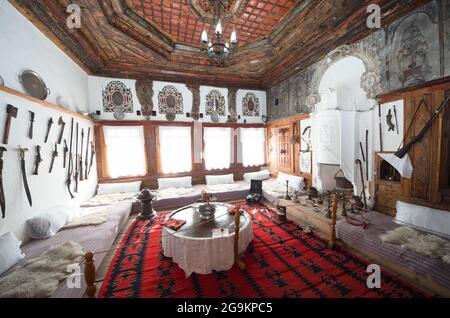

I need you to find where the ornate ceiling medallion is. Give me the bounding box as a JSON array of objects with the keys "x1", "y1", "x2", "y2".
[
  {"x1": 242, "y1": 92, "x2": 260, "y2": 116},
  {"x1": 102, "y1": 81, "x2": 133, "y2": 113},
  {"x1": 158, "y1": 86, "x2": 184, "y2": 115},
  {"x1": 190, "y1": 0, "x2": 247, "y2": 23},
  {"x1": 205, "y1": 90, "x2": 225, "y2": 116}
]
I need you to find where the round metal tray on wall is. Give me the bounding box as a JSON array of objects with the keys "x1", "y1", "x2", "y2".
[{"x1": 18, "y1": 70, "x2": 50, "y2": 100}]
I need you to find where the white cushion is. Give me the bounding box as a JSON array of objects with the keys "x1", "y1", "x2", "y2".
[
  {"x1": 97, "y1": 181, "x2": 141, "y2": 195},
  {"x1": 26, "y1": 204, "x2": 79, "y2": 239},
  {"x1": 0, "y1": 232, "x2": 25, "y2": 275},
  {"x1": 243, "y1": 170, "x2": 271, "y2": 183},
  {"x1": 276, "y1": 172, "x2": 305, "y2": 191},
  {"x1": 158, "y1": 176, "x2": 192, "y2": 189},
  {"x1": 205, "y1": 174, "x2": 234, "y2": 185},
  {"x1": 396, "y1": 201, "x2": 450, "y2": 236}
]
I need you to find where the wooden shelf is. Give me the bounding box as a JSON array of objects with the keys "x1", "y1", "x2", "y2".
[{"x1": 0, "y1": 86, "x2": 93, "y2": 122}]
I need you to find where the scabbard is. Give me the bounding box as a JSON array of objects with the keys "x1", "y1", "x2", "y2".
[
  {"x1": 0, "y1": 161, "x2": 5, "y2": 218},
  {"x1": 21, "y1": 158, "x2": 32, "y2": 207}
]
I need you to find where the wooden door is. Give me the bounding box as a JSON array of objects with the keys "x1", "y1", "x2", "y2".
[{"x1": 278, "y1": 126, "x2": 291, "y2": 172}]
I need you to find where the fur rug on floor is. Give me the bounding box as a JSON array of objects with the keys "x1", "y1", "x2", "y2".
[
  {"x1": 62, "y1": 207, "x2": 109, "y2": 229},
  {"x1": 0, "y1": 241, "x2": 84, "y2": 298},
  {"x1": 381, "y1": 226, "x2": 450, "y2": 264}
]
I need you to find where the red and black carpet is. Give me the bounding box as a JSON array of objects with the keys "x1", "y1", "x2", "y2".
[{"x1": 98, "y1": 201, "x2": 428, "y2": 298}]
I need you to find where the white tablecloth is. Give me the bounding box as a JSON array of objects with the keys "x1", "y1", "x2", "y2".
[{"x1": 162, "y1": 212, "x2": 253, "y2": 276}]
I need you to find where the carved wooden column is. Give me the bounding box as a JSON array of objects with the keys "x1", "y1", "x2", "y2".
[
  {"x1": 187, "y1": 84, "x2": 200, "y2": 120},
  {"x1": 135, "y1": 79, "x2": 154, "y2": 117},
  {"x1": 227, "y1": 88, "x2": 238, "y2": 123}
]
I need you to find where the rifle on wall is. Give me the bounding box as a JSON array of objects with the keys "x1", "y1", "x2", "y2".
[
  {"x1": 66, "y1": 118, "x2": 75, "y2": 199},
  {"x1": 74, "y1": 123, "x2": 79, "y2": 193},
  {"x1": 80, "y1": 128, "x2": 84, "y2": 181},
  {"x1": 394, "y1": 95, "x2": 450, "y2": 159},
  {"x1": 85, "y1": 128, "x2": 90, "y2": 180}
]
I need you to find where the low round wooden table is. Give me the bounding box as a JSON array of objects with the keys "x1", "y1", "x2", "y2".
[{"x1": 161, "y1": 202, "x2": 253, "y2": 276}]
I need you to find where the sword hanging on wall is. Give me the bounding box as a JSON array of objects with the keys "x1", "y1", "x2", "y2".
[{"x1": 66, "y1": 118, "x2": 75, "y2": 199}]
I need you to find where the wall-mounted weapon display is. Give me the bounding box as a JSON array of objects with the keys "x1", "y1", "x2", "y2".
[
  {"x1": 386, "y1": 108, "x2": 395, "y2": 132},
  {"x1": 18, "y1": 146, "x2": 32, "y2": 207},
  {"x1": 85, "y1": 128, "x2": 90, "y2": 180},
  {"x1": 88, "y1": 141, "x2": 95, "y2": 177},
  {"x1": 0, "y1": 147, "x2": 6, "y2": 218},
  {"x1": 63, "y1": 139, "x2": 68, "y2": 168},
  {"x1": 32, "y1": 145, "x2": 42, "y2": 175},
  {"x1": 74, "y1": 123, "x2": 79, "y2": 193},
  {"x1": 355, "y1": 159, "x2": 367, "y2": 210},
  {"x1": 3, "y1": 104, "x2": 18, "y2": 145},
  {"x1": 66, "y1": 118, "x2": 75, "y2": 199},
  {"x1": 49, "y1": 143, "x2": 58, "y2": 173},
  {"x1": 57, "y1": 116, "x2": 66, "y2": 144},
  {"x1": 44, "y1": 117, "x2": 53, "y2": 143},
  {"x1": 395, "y1": 95, "x2": 450, "y2": 159},
  {"x1": 79, "y1": 128, "x2": 84, "y2": 181},
  {"x1": 28, "y1": 111, "x2": 35, "y2": 140},
  {"x1": 365, "y1": 130, "x2": 369, "y2": 181},
  {"x1": 393, "y1": 105, "x2": 399, "y2": 135},
  {"x1": 378, "y1": 104, "x2": 383, "y2": 151}
]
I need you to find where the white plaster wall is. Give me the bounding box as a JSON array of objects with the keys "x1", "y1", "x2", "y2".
[
  {"x1": 88, "y1": 76, "x2": 266, "y2": 124},
  {"x1": 0, "y1": 1, "x2": 89, "y2": 113},
  {"x1": 0, "y1": 91, "x2": 97, "y2": 242}
]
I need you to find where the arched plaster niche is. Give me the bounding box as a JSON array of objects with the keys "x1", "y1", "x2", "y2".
[
  {"x1": 305, "y1": 42, "x2": 382, "y2": 111},
  {"x1": 316, "y1": 56, "x2": 370, "y2": 111}
]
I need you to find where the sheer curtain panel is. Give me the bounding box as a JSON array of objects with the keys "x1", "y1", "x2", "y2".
[
  {"x1": 241, "y1": 128, "x2": 266, "y2": 167},
  {"x1": 204, "y1": 127, "x2": 231, "y2": 170},
  {"x1": 159, "y1": 126, "x2": 192, "y2": 174},
  {"x1": 103, "y1": 126, "x2": 146, "y2": 178}
]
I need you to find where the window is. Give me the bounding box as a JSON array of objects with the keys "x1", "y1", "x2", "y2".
[
  {"x1": 241, "y1": 128, "x2": 266, "y2": 167},
  {"x1": 103, "y1": 126, "x2": 146, "y2": 178},
  {"x1": 204, "y1": 127, "x2": 231, "y2": 170},
  {"x1": 159, "y1": 126, "x2": 192, "y2": 174}
]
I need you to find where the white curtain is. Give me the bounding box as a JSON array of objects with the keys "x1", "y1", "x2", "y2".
[
  {"x1": 204, "y1": 127, "x2": 231, "y2": 170},
  {"x1": 103, "y1": 126, "x2": 146, "y2": 178},
  {"x1": 159, "y1": 126, "x2": 192, "y2": 174},
  {"x1": 241, "y1": 128, "x2": 266, "y2": 167}
]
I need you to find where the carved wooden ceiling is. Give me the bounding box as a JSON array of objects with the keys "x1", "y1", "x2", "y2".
[{"x1": 10, "y1": 0, "x2": 431, "y2": 89}]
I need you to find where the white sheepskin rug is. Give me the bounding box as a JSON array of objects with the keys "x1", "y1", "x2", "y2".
[
  {"x1": 86, "y1": 192, "x2": 136, "y2": 205},
  {"x1": 381, "y1": 226, "x2": 450, "y2": 264},
  {"x1": 155, "y1": 187, "x2": 196, "y2": 199},
  {"x1": 62, "y1": 207, "x2": 109, "y2": 229},
  {"x1": 0, "y1": 241, "x2": 84, "y2": 298}
]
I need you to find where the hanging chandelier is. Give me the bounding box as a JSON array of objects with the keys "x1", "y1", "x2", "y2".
[{"x1": 200, "y1": 20, "x2": 237, "y2": 66}]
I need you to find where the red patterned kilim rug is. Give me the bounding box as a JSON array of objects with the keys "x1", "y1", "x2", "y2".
[{"x1": 98, "y1": 201, "x2": 428, "y2": 298}]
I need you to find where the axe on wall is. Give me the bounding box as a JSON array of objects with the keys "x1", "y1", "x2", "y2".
[
  {"x1": 57, "y1": 116, "x2": 66, "y2": 144},
  {"x1": 3, "y1": 104, "x2": 18, "y2": 144}
]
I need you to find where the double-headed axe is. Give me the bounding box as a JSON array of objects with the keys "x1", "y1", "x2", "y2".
[
  {"x1": 57, "y1": 116, "x2": 66, "y2": 144},
  {"x1": 3, "y1": 104, "x2": 18, "y2": 144},
  {"x1": 44, "y1": 117, "x2": 53, "y2": 143}
]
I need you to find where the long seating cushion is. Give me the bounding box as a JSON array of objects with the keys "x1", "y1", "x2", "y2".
[
  {"x1": 0, "y1": 232, "x2": 25, "y2": 276},
  {"x1": 205, "y1": 174, "x2": 234, "y2": 185},
  {"x1": 243, "y1": 170, "x2": 271, "y2": 183},
  {"x1": 158, "y1": 176, "x2": 192, "y2": 189},
  {"x1": 396, "y1": 201, "x2": 450, "y2": 236},
  {"x1": 97, "y1": 181, "x2": 141, "y2": 195},
  {"x1": 26, "y1": 204, "x2": 81, "y2": 239},
  {"x1": 276, "y1": 172, "x2": 305, "y2": 191}
]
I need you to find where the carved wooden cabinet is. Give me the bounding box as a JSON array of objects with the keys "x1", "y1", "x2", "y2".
[
  {"x1": 374, "y1": 153, "x2": 402, "y2": 216},
  {"x1": 377, "y1": 78, "x2": 450, "y2": 212}
]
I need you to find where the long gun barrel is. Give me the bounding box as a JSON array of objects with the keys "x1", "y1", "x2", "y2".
[
  {"x1": 394, "y1": 95, "x2": 450, "y2": 158},
  {"x1": 66, "y1": 118, "x2": 75, "y2": 199}
]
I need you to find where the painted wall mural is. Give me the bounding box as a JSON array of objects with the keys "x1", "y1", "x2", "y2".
[
  {"x1": 242, "y1": 92, "x2": 260, "y2": 116},
  {"x1": 267, "y1": 0, "x2": 447, "y2": 121},
  {"x1": 158, "y1": 85, "x2": 184, "y2": 115},
  {"x1": 102, "y1": 80, "x2": 133, "y2": 113}
]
